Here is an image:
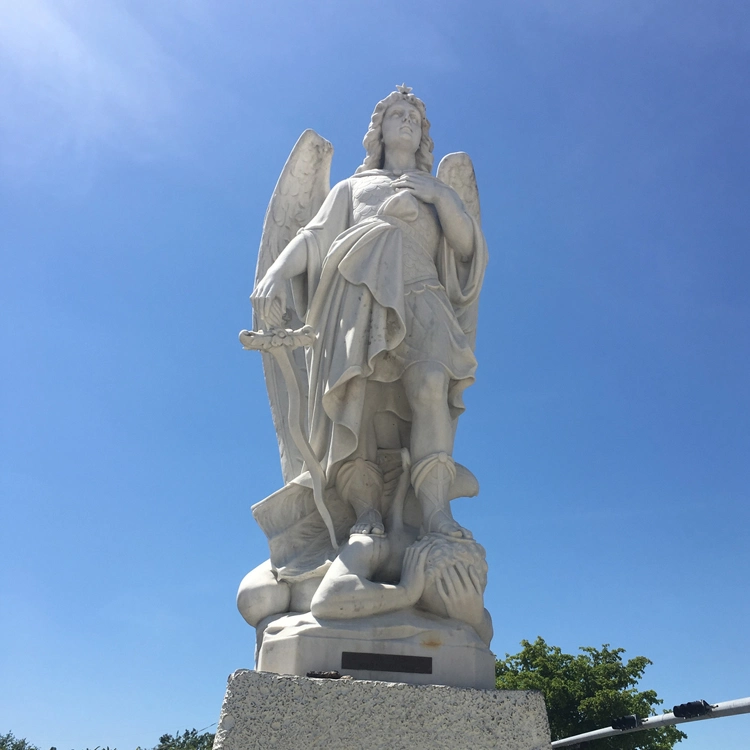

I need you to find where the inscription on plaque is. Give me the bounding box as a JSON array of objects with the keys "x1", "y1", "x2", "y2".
[{"x1": 341, "y1": 651, "x2": 433, "y2": 674}]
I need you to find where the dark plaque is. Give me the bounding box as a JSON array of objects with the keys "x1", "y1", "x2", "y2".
[{"x1": 341, "y1": 651, "x2": 432, "y2": 674}]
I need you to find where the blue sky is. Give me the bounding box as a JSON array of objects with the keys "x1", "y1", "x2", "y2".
[{"x1": 1, "y1": 1, "x2": 748, "y2": 748}]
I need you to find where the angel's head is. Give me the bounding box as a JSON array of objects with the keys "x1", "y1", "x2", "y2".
[{"x1": 357, "y1": 86, "x2": 434, "y2": 174}]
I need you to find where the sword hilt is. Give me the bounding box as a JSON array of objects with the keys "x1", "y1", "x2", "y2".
[{"x1": 239, "y1": 325, "x2": 316, "y2": 351}]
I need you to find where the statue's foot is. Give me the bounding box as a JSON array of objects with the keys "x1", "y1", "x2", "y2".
[
  {"x1": 423, "y1": 508, "x2": 473, "y2": 540},
  {"x1": 350, "y1": 509, "x2": 385, "y2": 536}
]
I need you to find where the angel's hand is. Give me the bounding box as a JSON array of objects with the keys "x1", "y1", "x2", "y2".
[
  {"x1": 399, "y1": 537, "x2": 434, "y2": 603},
  {"x1": 391, "y1": 171, "x2": 456, "y2": 206},
  {"x1": 251, "y1": 270, "x2": 288, "y2": 328},
  {"x1": 437, "y1": 562, "x2": 485, "y2": 626},
  {"x1": 394, "y1": 171, "x2": 474, "y2": 258}
]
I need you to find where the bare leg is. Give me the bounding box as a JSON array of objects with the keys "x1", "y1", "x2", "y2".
[
  {"x1": 402, "y1": 363, "x2": 470, "y2": 538},
  {"x1": 401, "y1": 362, "x2": 454, "y2": 464},
  {"x1": 237, "y1": 559, "x2": 291, "y2": 628},
  {"x1": 351, "y1": 380, "x2": 379, "y2": 463},
  {"x1": 337, "y1": 457, "x2": 385, "y2": 535},
  {"x1": 239, "y1": 564, "x2": 324, "y2": 664},
  {"x1": 290, "y1": 575, "x2": 326, "y2": 613},
  {"x1": 335, "y1": 382, "x2": 385, "y2": 535}
]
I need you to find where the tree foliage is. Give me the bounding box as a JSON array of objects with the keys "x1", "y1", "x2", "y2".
[
  {"x1": 495, "y1": 637, "x2": 686, "y2": 750},
  {"x1": 152, "y1": 729, "x2": 214, "y2": 750},
  {"x1": 0, "y1": 728, "x2": 215, "y2": 750},
  {"x1": 0, "y1": 733, "x2": 40, "y2": 750}
]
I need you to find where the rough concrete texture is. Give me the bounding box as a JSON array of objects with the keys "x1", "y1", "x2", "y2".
[{"x1": 213, "y1": 669, "x2": 551, "y2": 750}]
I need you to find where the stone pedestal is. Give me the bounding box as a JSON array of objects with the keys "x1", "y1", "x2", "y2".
[
  {"x1": 257, "y1": 610, "x2": 495, "y2": 690},
  {"x1": 213, "y1": 669, "x2": 551, "y2": 750}
]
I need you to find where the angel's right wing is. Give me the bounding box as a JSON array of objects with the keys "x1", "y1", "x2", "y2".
[{"x1": 254, "y1": 130, "x2": 333, "y2": 484}]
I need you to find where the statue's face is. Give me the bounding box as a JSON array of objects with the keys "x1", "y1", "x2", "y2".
[{"x1": 381, "y1": 100, "x2": 422, "y2": 154}]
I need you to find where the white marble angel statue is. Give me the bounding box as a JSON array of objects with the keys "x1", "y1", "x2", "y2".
[{"x1": 239, "y1": 86, "x2": 488, "y2": 606}]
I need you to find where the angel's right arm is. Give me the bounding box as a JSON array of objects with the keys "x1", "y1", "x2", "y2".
[
  {"x1": 260, "y1": 179, "x2": 352, "y2": 284},
  {"x1": 262, "y1": 232, "x2": 307, "y2": 282},
  {"x1": 253, "y1": 181, "x2": 352, "y2": 324},
  {"x1": 252, "y1": 236, "x2": 307, "y2": 324}
]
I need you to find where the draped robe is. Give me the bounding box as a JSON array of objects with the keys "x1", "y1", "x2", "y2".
[
  {"x1": 291, "y1": 170, "x2": 487, "y2": 480},
  {"x1": 253, "y1": 169, "x2": 488, "y2": 579}
]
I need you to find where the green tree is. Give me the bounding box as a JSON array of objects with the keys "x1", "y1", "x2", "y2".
[
  {"x1": 0, "y1": 733, "x2": 40, "y2": 750},
  {"x1": 495, "y1": 638, "x2": 686, "y2": 750},
  {"x1": 153, "y1": 729, "x2": 214, "y2": 750}
]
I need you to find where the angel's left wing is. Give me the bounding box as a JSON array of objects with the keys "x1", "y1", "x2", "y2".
[
  {"x1": 436, "y1": 152, "x2": 486, "y2": 350},
  {"x1": 254, "y1": 130, "x2": 333, "y2": 484},
  {"x1": 437, "y1": 151, "x2": 481, "y2": 227}
]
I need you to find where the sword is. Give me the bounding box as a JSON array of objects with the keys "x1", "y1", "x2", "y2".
[{"x1": 238, "y1": 324, "x2": 338, "y2": 549}]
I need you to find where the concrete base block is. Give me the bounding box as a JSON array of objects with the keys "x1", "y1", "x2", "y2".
[{"x1": 213, "y1": 669, "x2": 551, "y2": 750}]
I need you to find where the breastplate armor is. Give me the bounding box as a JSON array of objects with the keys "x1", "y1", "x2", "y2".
[{"x1": 351, "y1": 174, "x2": 443, "y2": 286}]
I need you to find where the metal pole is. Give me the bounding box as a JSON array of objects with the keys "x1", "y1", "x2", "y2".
[{"x1": 550, "y1": 697, "x2": 750, "y2": 748}]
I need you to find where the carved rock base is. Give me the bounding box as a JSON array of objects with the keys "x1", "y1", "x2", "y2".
[
  {"x1": 214, "y1": 670, "x2": 551, "y2": 750},
  {"x1": 256, "y1": 609, "x2": 495, "y2": 689}
]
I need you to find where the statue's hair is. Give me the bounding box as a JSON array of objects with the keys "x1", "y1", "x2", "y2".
[
  {"x1": 356, "y1": 90, "x2": 434, "y2": 174},
  {"x1": 421, "y1": 534, "x2": 488, "y2": 591}
]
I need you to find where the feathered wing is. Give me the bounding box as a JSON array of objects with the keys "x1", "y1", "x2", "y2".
[
  {"x1": 437, "y1": 151, "x2": 484, "y2": 349},
  {"x1": 437, "y1": 151, "x2": 481, "y2": 227},
  {"x1": 254, "y1": 129, "x2": 333, "y2": 483}
]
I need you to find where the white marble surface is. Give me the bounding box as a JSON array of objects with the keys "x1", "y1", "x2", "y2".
[
  {"x1": 237, "y1": 86, "x2": 493, "y2": 687},
  {"x1": 257, "y1": 609, "x2": 496, "y2": 689},
  {"x1": 213, "y1": 670, "x2": 551, "y2": 750}
]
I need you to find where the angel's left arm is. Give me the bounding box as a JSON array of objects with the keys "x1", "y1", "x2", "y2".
[
  {"x1": 392, "y1": 173, "x2": 474, "y2": 260},
  {"x1": 432, "y1": 188, "x2": 475, "y2": 260}
]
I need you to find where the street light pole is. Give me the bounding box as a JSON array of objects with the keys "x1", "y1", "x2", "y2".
[{"x1": 550, "y1": 696, "x2": 750, "y2": 748}]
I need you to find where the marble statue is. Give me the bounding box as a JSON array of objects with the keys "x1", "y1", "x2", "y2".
[{"x1": 238, "y1": 86, "x2": 493, "y2": 687}]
